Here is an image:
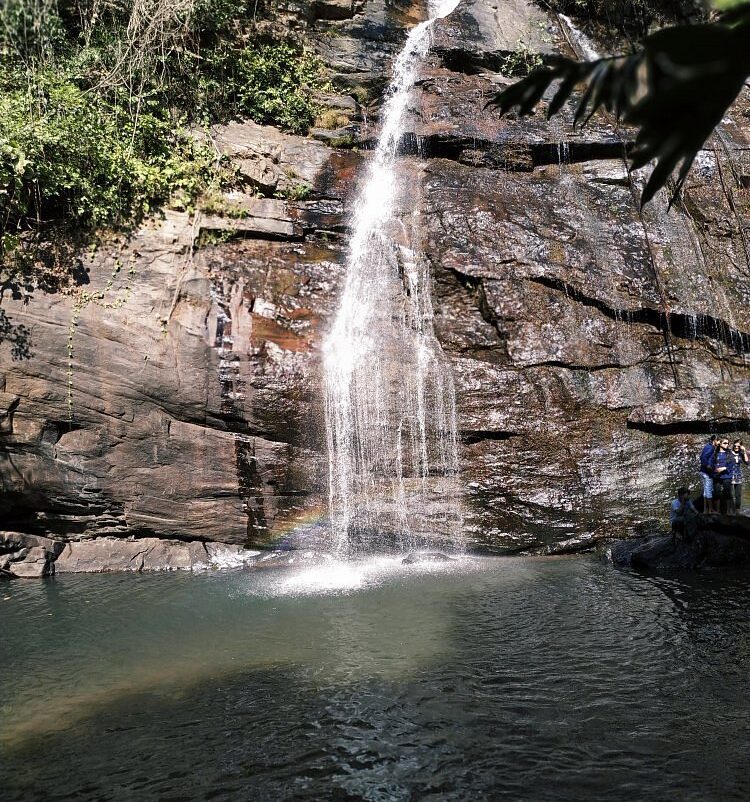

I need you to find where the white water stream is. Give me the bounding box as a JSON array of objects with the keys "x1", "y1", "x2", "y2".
[
  {"x1": 558, "y1": 13, "x2": 601, "y2": 61},
  {"x1": 323, "y1": 0, "x2": 463, "y2": 555}
]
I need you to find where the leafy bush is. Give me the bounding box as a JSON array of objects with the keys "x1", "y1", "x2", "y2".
[
  {"x1": 0, "y1": 68, "x2": 225, "y2": 287},
  {"x1": 0, "y1": 71, "x2": 213, "y2": 230},
  {"x1": 191, "y1": 41, "x2": 327, "y2": 132},
  {"x1": 500, "y1": 44, "x2": 545, "y2": 77},
  {"x1": 0, "y1": 0, "x2": 328, "y2": 290}
]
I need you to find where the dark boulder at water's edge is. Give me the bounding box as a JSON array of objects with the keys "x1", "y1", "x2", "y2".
[
  {"x1": 2, "y1": 0, "x2": 750, "y2": 555},
  {"x1": 608, "y1": 514, "x2": 750, "y2": 572}
]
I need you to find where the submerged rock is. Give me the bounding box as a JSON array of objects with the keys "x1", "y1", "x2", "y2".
[
  {"x1": 251, "y1": 549, "x2": 331, "y2": 570},
  {"x1": 401, "y1": 551, "x2": 456, "y2": 565}
]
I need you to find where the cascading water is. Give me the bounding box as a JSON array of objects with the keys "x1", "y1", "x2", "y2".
[
  {"x1": 558, "y1": 13, "x2": 600, "y2": 61},
  {"x1": 323, "y1": 0, "x2": 463, "y2": 556}
]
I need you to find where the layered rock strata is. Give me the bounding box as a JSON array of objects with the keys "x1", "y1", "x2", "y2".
[{"x1": 2, "y1": 0, "x2": 750, "y2": 560}]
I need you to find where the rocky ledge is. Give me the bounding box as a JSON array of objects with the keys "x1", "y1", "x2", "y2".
[
  {"x1": 607, "y1": 514, "x2": 750, "y2": 572},
  {"x1": 0, "y1": 531, "x2": 259, "y2": 578}
]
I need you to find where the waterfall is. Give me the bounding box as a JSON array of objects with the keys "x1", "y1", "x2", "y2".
[
  {"x1": 323, "y1": 0, "x2": 463, "y2": 556},
  {"x1": 558, "y1": 13, "x2": 601, "y2": 61}
]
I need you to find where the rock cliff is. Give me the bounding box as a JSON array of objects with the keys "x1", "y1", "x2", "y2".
[{"x1": 2, "y1": 0, "x2": 750, "y2": 559}]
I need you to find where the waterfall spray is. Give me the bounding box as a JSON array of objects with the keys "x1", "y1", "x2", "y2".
[{"x1": 323, "y1": 0, "x2": 463, "y2": 556}]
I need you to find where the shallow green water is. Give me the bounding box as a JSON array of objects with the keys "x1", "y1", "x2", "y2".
[{"x1": 2, "y1": 556, "x2": 749, "y2": 801}]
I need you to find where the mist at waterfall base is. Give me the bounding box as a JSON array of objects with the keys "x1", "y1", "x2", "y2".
[
  {"x1": 322, "y1": 0, "x2": 463, "y2": 557},
  {"x1": 3, "y1": 560, "x2": 750, "y2": 801}
]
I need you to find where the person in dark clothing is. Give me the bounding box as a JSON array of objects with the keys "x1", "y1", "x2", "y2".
[
  {"x1": 699, "y1": 434, "x2": 718, "y2": 513},
  {"x1": 712, "y1": 437, "x2": 734, "y2": 514},
  {"x1": 730, "y1": 439, "x2": 748, "y2": 514},
  {"x1": 670, "y1": 487, "x2": 698, "y2": 546}
]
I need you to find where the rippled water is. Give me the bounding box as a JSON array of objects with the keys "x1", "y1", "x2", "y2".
[{"x1": 2, "y1": 557, "x2": 750, "y2": 801}]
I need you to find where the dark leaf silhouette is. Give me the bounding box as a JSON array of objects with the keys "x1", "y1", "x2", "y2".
[{"x1": 486, "y1": 13, "x2": 750, "y2": 206}]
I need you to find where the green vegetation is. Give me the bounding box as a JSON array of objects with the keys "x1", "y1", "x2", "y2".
[
  {"x1": 500, "y1": 43, "x2": 545, "y2": 77},
  {"x1": 0, "y1": 0, "x2": 328, "y2": 299},
  {"x1": 317, "y1": 109, "x2": 352, "y2": 130},
  {"x1": 199, "y1": 41, "x2": 326, "y2": 132},
  {"x1": 0, "y1": 70, "x2": 218, "y2": 260},
  {"x1": 276, "y1": 182, "x2": 313, "y2": 201},
  {"x1": 492, "y1": 0, "x2": 750, "y2": 205}
]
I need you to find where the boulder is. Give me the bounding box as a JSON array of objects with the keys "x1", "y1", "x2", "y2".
[
  {"x1": 312, "y1": 0, "x2": 355, "y2": 22},
  {"x1": 630, "y1": 536, "x2": 694, "y2": 571},
  {"x1": 55, "y1": 539, "x2": 156, "y2": 573},
  {"x1": 204, "y1": 542, "x2": 262, "y2": 569},
  {"x1": 431, "y1": 0, "x2": 557, "y2": 72},
  {"x1": 8, "y1": 546, "x2": 55, "y2": 578},
  {"x1": 200, "y1": 197, "x2": 304, "y2": 240},
  {"x1": 0, "y1": 548, "x2": 28, "y2": 572},
  {"x1": 210, "y1": 122, "x2": 334, "y2": 194},
  {"x1": 608, "y1": 514, "x2": 750, "y2": 572},
  {"x1": 0, "y1": 531, "x2": 65, "y2": 556}
]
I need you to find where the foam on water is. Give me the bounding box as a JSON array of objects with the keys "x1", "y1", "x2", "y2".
[{"x1": 245, "y1": 554, "x2": 484, "y2": 598}]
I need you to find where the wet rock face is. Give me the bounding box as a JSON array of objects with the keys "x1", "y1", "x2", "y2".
[
  {"x1": 414, "y1": 0, "x2": 750, "y2": 551},
  {"x1": 2, "y1": 0, "x2": 750, "y2": 554},
  {"x1": 0, "y1": 122, "x2": 357, "y2": 546}
]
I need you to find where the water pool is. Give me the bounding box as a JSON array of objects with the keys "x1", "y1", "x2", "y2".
[{"x1": 2, "y1": 556, "x2": 749, "y2": 801}]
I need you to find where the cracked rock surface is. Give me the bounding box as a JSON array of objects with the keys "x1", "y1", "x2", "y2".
[{"x1": 2, "y1": 0, "x2": 750, "y2": 561}]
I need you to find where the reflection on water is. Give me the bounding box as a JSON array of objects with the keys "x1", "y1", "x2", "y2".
[{"x1": 2, "y1": 557, "x2": 750, "y2": 801}]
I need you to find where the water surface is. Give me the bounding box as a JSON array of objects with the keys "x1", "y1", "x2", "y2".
[{"x1": 2, "y1": 556, "x2": 749, "y2": 801}]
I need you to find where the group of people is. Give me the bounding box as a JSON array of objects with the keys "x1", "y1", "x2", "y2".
[
  {"x1": 670, "y1": 435, "x2": 748, "y2": 544},
  {"x1": 698, "y1": 434, "x2": 748, "y2": 514}
]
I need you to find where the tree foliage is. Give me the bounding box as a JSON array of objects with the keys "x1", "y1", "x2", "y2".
[
  {"x1": 0, "y1": 0, "x2": 327, "y2": 299},
  {"x1": 488, "y1": 1, "x2": 750, "y2": 205}
]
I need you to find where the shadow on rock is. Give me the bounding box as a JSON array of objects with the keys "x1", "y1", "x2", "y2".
[{"x1": 0, "y1": 308, "x2": 32, "y2": 360}]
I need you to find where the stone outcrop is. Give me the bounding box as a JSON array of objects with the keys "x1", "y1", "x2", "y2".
[
  {"x1": 0, "y1": 530, "x2": 260, "y2": 576},
  {"x1": 0, "y1": 531, "x2": 62, "y2": 578},
  {"x1": 608, "y1": 514, "x2": 750, "y2": 572},
  {"x1": 54, "y1": 538, "x2": 260, "y2": 573},
  {"x1": 2, "y1": 0, "x2": 750, "y2": 559}
]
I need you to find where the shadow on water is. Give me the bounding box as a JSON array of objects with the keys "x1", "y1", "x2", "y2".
[
  {"x1": 2, "y1": 557, "x2": 750, "y2": 802},
  {"x1": 0, "y1": 559, "x2": 484, "y2": 747}
]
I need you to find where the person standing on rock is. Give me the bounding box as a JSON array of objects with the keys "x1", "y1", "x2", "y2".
[
  {"x1": 730, "y1": 439, "x2": 748, "y2": 514},
  {"x1": 712, "y1": 437, "x2": 734, "y2": 515},
  {"x1": 670, "y1": 487, "x2": 698, "y2": 546},
  {"x1": 699, "y1": 434, "x2": 718, "y2": 513}
]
